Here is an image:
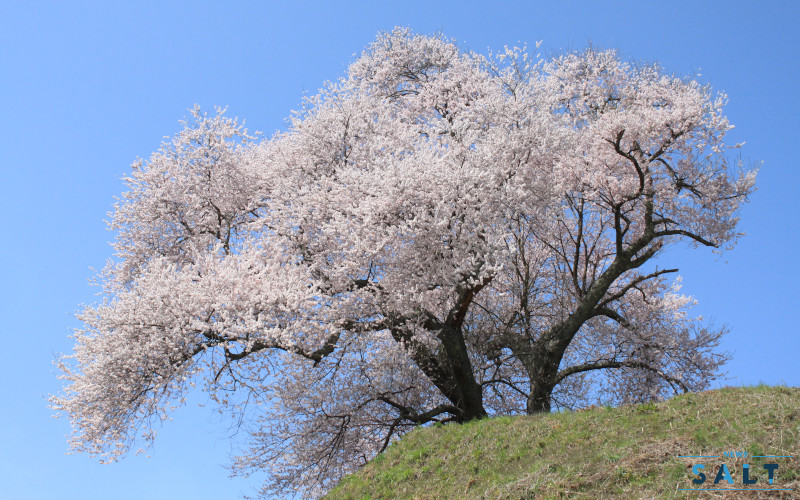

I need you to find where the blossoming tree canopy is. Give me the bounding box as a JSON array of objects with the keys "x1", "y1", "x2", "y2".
[{"x1": 52, "y1": 28, "x2": 756, "y2": 495}]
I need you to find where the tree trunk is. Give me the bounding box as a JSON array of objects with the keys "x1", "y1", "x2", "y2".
[
  {"x1": 440, "y1": 323, "x2": 488, "y2": 421},
  {"x1": 518, "y1": 255, "x2": 649, "y2": 414},
  {"x1": 527, "y1": 379, "x2": 554, "y2": 413},
  {"x1": 390, "y1": 320, "x2": 488, "y2": 422},
  {"x1": 525, "y1": 347, "x2": 561, "y2": 414}
]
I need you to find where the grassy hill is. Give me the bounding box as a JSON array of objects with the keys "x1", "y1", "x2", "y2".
[{"x1": 326, "y1": 386, "x2": 799, "y2": 499}]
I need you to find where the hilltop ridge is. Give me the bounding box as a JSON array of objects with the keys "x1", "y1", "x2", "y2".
[{"x1": 327, "y1": 386, "x2": 799, "y2": 499}]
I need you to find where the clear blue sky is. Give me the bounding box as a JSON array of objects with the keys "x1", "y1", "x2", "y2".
[{"x1": 1, "y1": 1, "x2": 798, "y2": 498}]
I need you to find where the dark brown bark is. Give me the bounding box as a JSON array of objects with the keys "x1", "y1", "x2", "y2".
[{"x1": 438, "y1": 322, "x2": 488, "y2": 421}]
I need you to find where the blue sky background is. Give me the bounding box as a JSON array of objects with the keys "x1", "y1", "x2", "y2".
[{"x1": 1, "y1": 1, "x2": 798, "y2": 498}]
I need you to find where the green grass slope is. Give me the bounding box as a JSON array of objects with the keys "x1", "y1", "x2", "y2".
[{"x1": 327, "y1": 386, "x2": 799, "y2": 499}]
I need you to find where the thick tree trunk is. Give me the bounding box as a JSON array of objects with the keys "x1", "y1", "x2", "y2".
[
  {"x1": 454, "y1": 383, "x2": 488, "y2": 422},
  {"x1": 527, "y1": 380, "x2": 554, "y2": 413},
  {"x1": 390, "y1": 319, "x2": 487, "y2": 422},
  {"x1": 524, "y1": 346, "x2": 561, "y2": 414},
  {"x1": 440, "y1": 323, "x2": 488, "y2": 421}
]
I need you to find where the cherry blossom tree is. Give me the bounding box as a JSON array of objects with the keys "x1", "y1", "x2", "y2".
[{"x1": 52, "y1": 28, "x2": 756, "y2": 496}]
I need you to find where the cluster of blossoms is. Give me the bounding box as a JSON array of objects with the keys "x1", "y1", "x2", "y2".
[{"x1": 53, "y1": 28, "x2": 755, "y2": 497}]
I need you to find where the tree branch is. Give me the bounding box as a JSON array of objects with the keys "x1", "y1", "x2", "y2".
[
  {"x1": 598, "y1": 268, "x2": 678, "y2": 308},
  {"x1": 555, "y1": 359, "x2": 689, "y2": 392},
  {"x1": 654, "y1": 229, "x2": 717, "y2": 247}
]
